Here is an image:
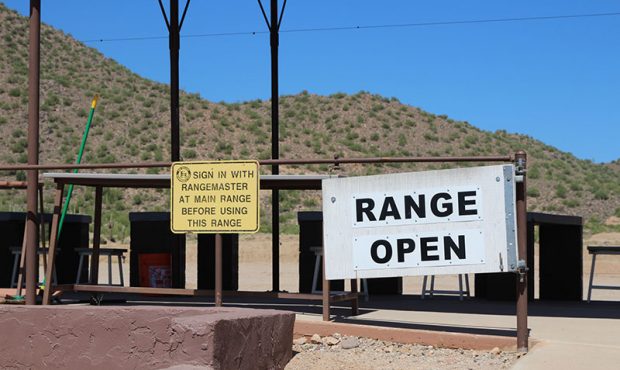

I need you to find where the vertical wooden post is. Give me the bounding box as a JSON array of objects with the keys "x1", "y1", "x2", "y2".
[
  {"x1": 43, "y1": 183, "x2": 64, "y2": 305},
  {"x1": 215, "y1": 233, "x2": 223, "y2": 307}
]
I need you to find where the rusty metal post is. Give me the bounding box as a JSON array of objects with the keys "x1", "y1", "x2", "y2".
[
  {"x1": 215, "y1": 233, "x2": 223, "y2": 307},
  {"x1": 25, "y1": 0, "x2": 41, "y2": 305},
  {"x1": 322, "y1": 254, "x2": 330, "y2": 321},
  {"x1": 515, "y1": 150, "x2": 529, "y2": 351}
]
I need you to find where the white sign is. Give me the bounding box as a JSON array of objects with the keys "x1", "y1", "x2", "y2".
[{"x1": 322, "y1": 165, "x2": 518, "y2": 280}]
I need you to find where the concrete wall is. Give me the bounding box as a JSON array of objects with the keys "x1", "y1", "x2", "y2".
[{"x1": 0, "y1": 306, "x2": 294, "y2": 369}]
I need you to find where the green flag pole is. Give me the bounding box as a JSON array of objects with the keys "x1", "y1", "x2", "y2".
[{"x1": 57, "y1": 95, "x2": 98, "y2": 240}]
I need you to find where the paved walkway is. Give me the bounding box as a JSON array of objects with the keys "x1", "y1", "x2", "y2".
[{"x1": 294, "y1": 297, "x2": 620, "y2": 369}]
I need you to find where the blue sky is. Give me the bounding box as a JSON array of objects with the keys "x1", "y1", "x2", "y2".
[{"x1": 3, "y1": 1, "x2": 619, "y2": 163}]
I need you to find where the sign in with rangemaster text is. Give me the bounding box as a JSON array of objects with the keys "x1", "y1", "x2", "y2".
[{"x1": 170, "y1": 160, "x2": 260, "y2": 233}]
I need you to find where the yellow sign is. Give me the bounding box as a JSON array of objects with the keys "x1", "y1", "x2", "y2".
[{"x1": 171, "y1": 160, "x2": 260, "y2": 233}]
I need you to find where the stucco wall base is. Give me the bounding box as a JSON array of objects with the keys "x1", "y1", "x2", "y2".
[{"x1": 0, "y1": 305, "x2": 294, "y2": 370}]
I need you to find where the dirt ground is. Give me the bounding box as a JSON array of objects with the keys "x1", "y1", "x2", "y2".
[{"x1": 286, "y1": 335, "x2": 521, "y2": 370}]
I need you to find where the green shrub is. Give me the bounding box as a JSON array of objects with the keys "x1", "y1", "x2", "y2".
[
  {"x1": 593, "y1": 189, "x2": 609, "y2": 200},
  {"x1": 555, "y1": 184, "x2": 567, "y2": 199},
  {"x1": 562, "y1": 199, "x2": 579, "y2": 208},
  {"x1": 15, "y1": 171, "x2": 26, "y2": 181},
  {"x1": 423, "y1": 133, "x2": 438, "y2": 142},
  {"x1": 398, "y1": 134, "x2": 407, "y2": 147},
  {"x1": 527, "y1": 187, "x2": 540, "y2": 198},
  {"x1": 569, "y1": 182, "x2": 582, "y2": 192},
  {"x1": 528, "y1": 165, "x2": 541, "y2": 179},
  {"x1": 182, "y1": 149, "x2": 197, "y2": 159}
]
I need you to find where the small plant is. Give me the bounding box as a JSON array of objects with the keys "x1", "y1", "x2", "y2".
[
  {"x1": 398, "y1": 134, "x2": 407, "y2": 147},
  {"x1": 423, "y1": 133, "x2": 438, "y2": 142},
  {"x1": 527, "y1": 187, "x2": 540, "y2": 198},
  {"x1": 593, "y1": 189, "x2": 609, "y2": 200},
  {"x1": 555, "y1": 184, "x2": 567, "y2": 199},
  {"x1": 563, "y1": 199, "x2": 579, "y2": 208},
  {"x1": 182, "y1": 149, "x2": 197, "y2": 159},
  {"x1": 528, "y1": 165, "x2": 541, "y2": 179}
]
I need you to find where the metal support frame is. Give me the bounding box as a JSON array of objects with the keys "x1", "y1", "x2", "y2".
[
  {"x1": 258, "y1": 0, "x2": 287, "y2": 292},
  {"x1": 587, "y1": 247, "x2": 620, "y2": 302},
  {"x1": 515, "y1": 151, "x2": 529, "y2": 351},
  {"x1": 421, "y1": 274, "x2": 471, "y2": 301}
]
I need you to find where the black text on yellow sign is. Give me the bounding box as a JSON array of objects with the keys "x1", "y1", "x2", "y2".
[{"x1": 171, "y1": 160, "x2": 260, "y2": 233}]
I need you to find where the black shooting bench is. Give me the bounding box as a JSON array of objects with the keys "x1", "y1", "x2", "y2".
[{"x1": 476, "y1": 212, "x2": 583, "y2": 301}]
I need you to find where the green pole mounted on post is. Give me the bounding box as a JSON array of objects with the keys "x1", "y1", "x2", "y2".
[{"x1": 57, "y1": 95, "x2": 98, "y2": 240}]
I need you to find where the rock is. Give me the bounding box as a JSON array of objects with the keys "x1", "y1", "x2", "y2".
[
  {"x1": 333, "y1": 333, "x2": 342, "y2": 339},
  {"x1": 322, "y1": 336, "x2": 340, "y2": 346},
  {"x1": 293, "y1": 337, "x2": 307, "y2": 345},
  {"x1": 490, "y1": 347, "x2": 501, "y2": 355},
  {"x1": 310, "y1": 334, "x2": 322, "y2": 344},
  {"x1": 340, "y1": 337, "x2": 360, "y2": 349}
]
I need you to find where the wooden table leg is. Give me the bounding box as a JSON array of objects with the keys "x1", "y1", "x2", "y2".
[
  {"x1": 90, "y1": 186, "x2": 102, "y2": 284},
  {"x1": 350, "y1": 279, "x2": 359, "y2": 316},
  {"x1": 43, "y1": 183, "x2": 64, "y2": 305},
  {"x1": 215, "y1": 233, "x2": 222, "y2": 307}
]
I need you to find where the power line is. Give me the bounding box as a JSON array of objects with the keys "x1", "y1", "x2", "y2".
[{"x1": 82, "y1": 11, "x2": 620, "y2": 44}]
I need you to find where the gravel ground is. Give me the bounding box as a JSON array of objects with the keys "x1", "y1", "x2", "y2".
[{"x1": 286, "y1": 334, "x2": 523, "y2": 370}]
